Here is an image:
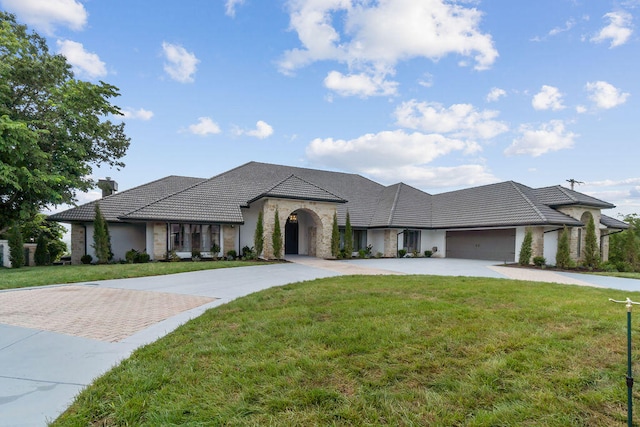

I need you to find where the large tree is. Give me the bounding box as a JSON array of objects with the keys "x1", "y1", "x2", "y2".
[{"x1": 0, "y1": 12, "x2": 130, "y2": 232}]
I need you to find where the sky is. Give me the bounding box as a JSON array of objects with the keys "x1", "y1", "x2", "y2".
[{"x1": 2, "y1": 0, "x2": 639, "y2": 220}]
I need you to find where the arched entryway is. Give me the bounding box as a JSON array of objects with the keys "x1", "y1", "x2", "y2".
[
  {"x1": 282, "y1": 208, "x2": 323, "y2": 257},
  {"x1": 285, "y1": 212, "x2": 299, "y2": 254}
]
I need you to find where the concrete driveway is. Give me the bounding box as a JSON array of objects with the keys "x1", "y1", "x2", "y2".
[{"x1": 1, "y1": 257, "x2": 639, "y2": 426}]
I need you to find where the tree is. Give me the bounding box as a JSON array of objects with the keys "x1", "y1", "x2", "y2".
[
  {"x1": 14, "y1": 213, "x2": 67, "y2": 262},
  {"x1": 519, "y1": 229, "x2": 533, "y2": 266},
  {"x1": 583, "y1": 213, "x2": 599, "y2": 268},
  {"x1": 8, "y1": 222, "x2": 24, "y2": 268},
  {"x1": 331, "y1": 212, "x2": 340, "y2": 258},
  {"x1": 272, "y1": 208, "x2": 283, "y2": 259},
  {"x1": 92, "y1": 204, "x2": 112, "y2": 264},
  {"x1": 34, "y1": 233, "x2": 49, "y2": 266},
  {"x1": 254, "y1": 210, "x2": 264, "y2": 258},
  {"x1": 0, "y1": 12, "x2": 130, "y2": 232},
  {"x1": 556, "y1": 226, "x2": 571, "y2": 269},
  {"x1": 344, "y1": 210, "x2": 353, "y2": 258},
  {"x1": 622, "y1": 225, "x2": 638, "y2": 269}
]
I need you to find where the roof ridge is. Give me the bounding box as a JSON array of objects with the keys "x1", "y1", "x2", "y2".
[
  {"x1": 387, "y1": 183, "x2": 403, "y2": 225},
  {"x1": 509, "y1": 181, "x2": 548, "y2": 223},
  {"x1": 267, "y1": 173, "x2": 345, "y2": 200}
]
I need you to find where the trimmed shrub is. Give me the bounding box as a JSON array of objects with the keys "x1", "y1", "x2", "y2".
[
  {"x1": 519, "y1": 229, "x2": 533, "y2": 266},
  {"x1": 34, "y1": 233, "x2": 49, "y2": 266},
  {"x1": 331, "y1": 212, "x2": 339, "y2": 258},
  {"x1": 254, "y1": 210, "x2": 264, "y2": 258},
  {"x1": 272, "y1": 209, "x2": 282, "y2": 259},
  {"x1": 344, "y1": 211, "x2": 353, "y2": 258},
  {"x1": 226, "y1": 250, "x2": 237, "y2": 260},
  {"x1": 8, "y1": 223, "x2": 24, "y2": 268},
  {"x1": 398, "y1": 249, "x2": 407, "y2": 258},
  {"x1": 556, "y1": 226, "x2": 571, "y2": 269},
  {"x1": 583, "y1": 213, "x2": 599, "y2": 269},
  {"x1": 533, "y1": 256, "x2": 546, "y2": 267},
  {"x1": 424, "y1": 250, "x2": 433, "y2": 258},
  {"x1": 92, "y1": 203, "x2": 112, "y2": 264},
  {"x1": 80, "y1": 254, "x2": 93, "y2": 264}
]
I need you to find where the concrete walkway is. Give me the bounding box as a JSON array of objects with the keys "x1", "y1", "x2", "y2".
[{"x1": 1, "y1": 257, "x2": 639, "y2": 426}]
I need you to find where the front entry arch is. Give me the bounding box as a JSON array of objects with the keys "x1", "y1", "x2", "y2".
[{"x1": 285, "y1": 213, "x2": 299, "y2": 254}]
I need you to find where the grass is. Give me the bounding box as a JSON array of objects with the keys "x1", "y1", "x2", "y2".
[
  {"x1": 595, "y1": 271, "x2": 640, "y2": 280},
  {"x1": 0, "y1": 260, "x2": 269, "y2": 290},
  {"x1": 53, "y1": 275, "x2": 640, "y2": 426}
]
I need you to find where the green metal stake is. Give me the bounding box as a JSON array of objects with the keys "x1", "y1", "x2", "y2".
[{"x1": 610, "y1": 297, "x2": 640, "y2": 427}]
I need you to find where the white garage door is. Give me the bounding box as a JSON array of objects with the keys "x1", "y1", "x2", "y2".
[{"x1": 446, "y1": 229, "x2": 516, "y2": 261}]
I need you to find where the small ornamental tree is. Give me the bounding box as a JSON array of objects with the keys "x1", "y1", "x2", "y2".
[
  {"x1": 556, "y1": 226, "x2": 571, "y2": 269},
  {"x1": 272, "y1": 208, "x2": 283, "y2": 259},
  {"x1": 8, "y1": 223, "x2": 25, "y2": 268},
  {"x1": 519, "y1": 229, "x2": 533, "y2": 266},
  {"x1": 344, "y1": 210, "x2": 353, "y2": 258},
  {"x1": 92, "y1": 203, "x2": 112, "y2": 264},
  {"x1": 331, "y1": 212, "x2": 340, "y2": 258},
  {"x1": 583, "y1": 213, "x2": 599, "y2": 268},
  {"x1": 34, "y1": 233, "x2": 49, "y2": 266},
  {"x1": 254, "y1": 210, "x2": 264, "y2": 258}
]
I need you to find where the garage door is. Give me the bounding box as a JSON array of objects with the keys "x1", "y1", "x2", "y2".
[{"x1": 446, "y1": 229, "x2": 516, "y2": 261}]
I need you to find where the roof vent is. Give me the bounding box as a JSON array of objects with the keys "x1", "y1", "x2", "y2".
[{"x1": 98, "y1": 177, "x2": 118, "y2": 198}]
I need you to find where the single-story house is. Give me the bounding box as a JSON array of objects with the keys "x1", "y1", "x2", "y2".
[{"x1": 49, "y1": 161, "x2": 628, "y2": 265}]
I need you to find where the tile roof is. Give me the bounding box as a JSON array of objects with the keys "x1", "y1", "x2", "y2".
[
  {"x1": 600, "y1": 214, "x2": 629, "y2": 230},
  {"x1": 48, "y1": 161, "x2": 615, "y2": 230}
]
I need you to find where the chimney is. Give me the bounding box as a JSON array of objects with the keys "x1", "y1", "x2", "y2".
[{"x1": 97, "y1": 177, "x2": 118, "y2": 198}]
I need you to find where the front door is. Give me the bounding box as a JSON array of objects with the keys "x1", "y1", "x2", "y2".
[{"x1": 285, "y1": 217, "x2": 299, "y2": 254}]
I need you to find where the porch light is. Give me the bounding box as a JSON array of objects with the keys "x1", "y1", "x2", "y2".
[{"x1": 288, "y1": 213, "x2": 298, "y2": 223}]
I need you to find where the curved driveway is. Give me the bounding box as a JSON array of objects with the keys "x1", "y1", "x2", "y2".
[{"x1": 1, "y1": 257, "x2": 639, "y2": 426}]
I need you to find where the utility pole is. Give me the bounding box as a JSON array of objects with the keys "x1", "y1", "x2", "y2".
[{"x1": 566, "y1": 178, "x2": 584, "y2": 190}]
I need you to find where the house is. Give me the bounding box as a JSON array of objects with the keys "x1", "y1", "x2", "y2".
[{"x1": 48, "y1": 161, "x2": 628, "y2": 265}]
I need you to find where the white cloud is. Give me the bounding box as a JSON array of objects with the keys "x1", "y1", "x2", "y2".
[
  {"x1": 549, "y1": 19, "x2": 576, "y2": 36},
  {"x1": 531, "y1": 85, "x2": 565, "y2": 111},
  {"x1": 162, "y1": 42, "x2": 200, "y2": 83},
  {"x1": 591, "y1": 11, "x2": 633, "y2": 48},
  {"x1": 122, "y1": 108, "x2": 154, "y2": 121},
  {"x1": 363, "y1": 164, "x2": 499, "y2": 188},
  {"x1": 505, "y1": 120, "x2": 577, "y2": 157},
  {"x1": 187, "y1": 117, "x2": 221, "y2": 136},
  {"x1": 323, "y1": 71, "x2": 398, "y2": 97},
  {"x1": 225, "y1": 0, "x2": 245, "y2": 17},
  {"x1": 394, "y1": 100, "x2": 509, "y2": 140},
  {"x1": 0, "y1": 0, "x2": 87, "y2": 34},
  {"x1": 576, "y1": 105, "x2": 587, "y2": 114},
  {"x1": 306, "y1": 130, "x2": 474, "y2": 172},
  {"x1": 239, "y1": 120, "x2": 274, "y2": 139},
  {"x1": 585, "y1": 81, "x2": 630, "y2": 109},
  {"x1": 56, "y1": 40, "x2": 107, "y2": 79},
  {"x1": 486, "y1": 87, "x2": 506, "y2": 102},
  {"x1": 279, "y1": 0, "x2": 498, "y2": 94}
]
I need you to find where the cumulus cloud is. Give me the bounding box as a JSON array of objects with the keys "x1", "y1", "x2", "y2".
[
  {"x1": 486, "y1": 87, "x2": 506, "y2": 102},
  {"x1": 505, "y1": 120, "x2": 577, "y2": 157},
  {"x1": 279, "y1": 0, "x2": 497, "y2": 95},
  {"x1": 323, "y1": 71, "x2": 398, "y2": 97},
  {"x1": 187, "y1": 117, "x2": 221, "y2": 136},
  {"x1": 237, "y1": 120, "x2": 274, "y2": 139},
  {"x1": 56, "y1": 40, "x2": 107, "y2": 79},
  {"x1": 363, "y1": 164, "x2": 499, "y2": 188},
  {"x1": 585, "y1": 81, "x2": 630, "y2": 109},
  {"x1": 394, "y1": 100, "x2": 509, "y2": 140},
  {"x1": 162, "y1": 42, "x2": 200, "y2": 83},
  {"x1": 0, "y1": 0, "x2": 87, "y2": 34},
  {"x1": 591, "y1": 11, "x2": 633, "y2": 48},
  {"x1": 225, "y1": 0, "x2": 245, "y2": 17},
  {"x1": 122, "y1": 108, "x2": 154, "y2": 121},
  {"x1": 531, "y1": 85, "x2": 565, "y2": 111}
]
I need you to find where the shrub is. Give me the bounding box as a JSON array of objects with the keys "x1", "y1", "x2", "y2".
[
  {"x1": 167, "y1": 250, "x2": 181, "y2": 262},
  {"x1": 533, "y1": 256, "x2": 546, "y2": 267},
  {"x1": 600, "y1": 261, "x2": 618, "y2": 272},
  {"x1": 8, "y1": 223, "x2": 24, "y2": 268},
  {"x1": 80, "y1": 254, "x2": 93, "y2": 264},
  {"x1": 398, "y1": 249, "x2": 407, "y2": 258},
  {"x1": 211, "y1": 243, "x2": 221, "y2": 259},
  {"x1": 331, "y1": 212, "x2": 339, "y2": 258},
  {"x1": 254, "y1": 210, "x2": 264, "y2": 258},
  {"x1": 358, "y1": 249, "x2": 367, "y2": 258},
  {"x1": 583, "y1": 213, "x2": 599, "y2": 269},
  {"x1": 424, "y1": 250, "x2": 433, "y2": 258},
  {"x1": 344, "y1": 211, "x2": 353, "y2": 258},
  {"x1": 34, "y1": 233, "x2": 49, "y2": 266},
  {"x1": 519, "y1": 229, "x2": 533, "y2": 266},
  {"x1": 226, "y1": 250, "x2": 237, "y2": 260},
  {"x1": 137, "y1": 252, "x2": 150, "y2": 263},
  {"x1": 92, "y1": 204, "x2": 112, "y2": 264},
  {"x1": 125, "y1": 249, "x2": 139, "y2": 264},
  {"x1": 556, "y1": 226, "x2": 571, "y2": 269},
  {"x1": 375, "y1": 252, "x2": 383, "y2": 258},
  {"x1": 191, "y1": 250, "x2": 201, "y2": 261},
  {"x1": 242, "y1": 245, "x2": 255, "y2": 260}
]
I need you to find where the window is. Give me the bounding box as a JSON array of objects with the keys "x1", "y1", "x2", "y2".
[
  {"x1": 170, "y1": 224, "x2": 220, "y2": 252},
  {"x1": 353, "y1": 229, "x2": 367, "y2": 251},
  {"x1": 404, "y1": 230, "x2": 421, "y2": 253}
]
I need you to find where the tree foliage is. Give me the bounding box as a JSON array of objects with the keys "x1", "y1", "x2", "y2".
[
  {"x1": 92, "y1": 203, "x2": 112, "y2": 264},
  {"x1": 331, "y1": 212, "x2": 339, "y2": 258},
  {"x1": 582, "y1": 213, "x2": 599, "y2": 268},
  {"x1": 0, "y1": 12, "x2": 130, "y2": 231},
  {"x1": 609, "y1": 214, "x2": 639, "y2": 270},
  {"x1": 254, "y1": 210, "x2": 264, "y2": 257},
  {"x1": 34, "y1": 232, "x2": 48, "y2": 266},
  {"x1": 272, "y1": 208, "x2": 282, "y2": 260},
  {"x1": 556, "y1": 226, "x2": 571, "y2": 269},
  {"x1": 519, "y1": 229, "x2": 533, "y2": 266},
  {"x1": 344, "y1": 210, "x2": 353, "y2": 258},
  {"x1": 8, "y1": 222, "x2": 24, "y2": 268}
]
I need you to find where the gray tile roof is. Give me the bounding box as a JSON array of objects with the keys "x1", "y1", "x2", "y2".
[
  {"x1": 533, "y1": 185, "x2": 615, "y2": 209},
  {"x1": 600, "y1": 214, "x2": 629, "y2": 230},
  {"x1": 48, "y1": 175, "x2": 205, "y2": 222},
  {"x1": 48, "y1": 161, "x2": 615, "y2": 230}
]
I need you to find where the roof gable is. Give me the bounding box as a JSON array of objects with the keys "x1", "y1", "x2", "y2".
[
  {"x1": 533, "y1": 185, "x2": 615, "y2": 209},
  {"x1": 247, "y1": 174, "x2": 347, "y2": 204}
]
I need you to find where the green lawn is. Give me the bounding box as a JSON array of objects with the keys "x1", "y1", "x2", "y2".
[
  {"x1": 53, "y1": 275, "x2": 639, "y2": 426},
  {"x1": 0, "y1": 261, "x2": 268, "y2": 290}
]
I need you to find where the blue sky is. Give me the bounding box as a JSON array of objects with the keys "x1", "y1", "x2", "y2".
[{"x1": 3, "y1": 0, "x2": 639, "y2": 218}]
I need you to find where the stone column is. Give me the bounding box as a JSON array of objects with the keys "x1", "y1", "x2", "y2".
[{"x1": 71, "y1": 223, "x2": 86, "y2": 264}]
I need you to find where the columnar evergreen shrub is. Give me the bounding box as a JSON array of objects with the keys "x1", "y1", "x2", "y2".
[
  {"x1": 331, "y1": 212, "x2": 339, "y2": 258},
  {"x1": 92, "y1": 203, "x2": 112, "y2": 264},
  {"x1": 272, "y1": 208, "x2": 283, "y2": 259},
  {"x1": 34, "y1": 233, "x2": 49, "y2": 266},
  {"x1": 344, "y1": 210, "x2": 353, "y2": 258},
  {"x1": 519, "y1": 229, "x2": 533, "y2": 266},
  {"x1": 556, "y1": 226, "x2": 571, "y2": 269},
  {"x1": 254, "y1": 210, "x2": 264, "y2": 257},
  {"x1": 8, "y1": 223, "x2": 24, "y2": 268},
  {"x1": 623, "y1": 225, "x2": 638, "y2": 269},
  {"x1": 583, "y1": 214, "x2": 599, "y2": 268}
]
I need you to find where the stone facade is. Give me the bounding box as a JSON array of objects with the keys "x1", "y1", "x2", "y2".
[
  {"x1": 557, "y1": 207, "x2": 602, "y2": 261},
  {"x1": 71, "y1": 223, "x2": 86, "y2": 264},
  {"x1": 261, "y1": 198, "x2": 336, "y2": 259},
  {"x1": 152, "y1": 222, "x2": 167, "y2": 260},
  {"x1": 222, "y1": 225, "x2": 237, "y2": 256},
  {"x1": 530, "y1": 226, "x2": 544, "y2": 260},
  {"x1": 383, "y1": 229, "x2": 398, "y2": 258}
]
